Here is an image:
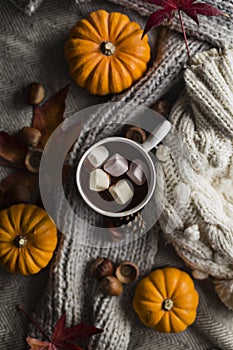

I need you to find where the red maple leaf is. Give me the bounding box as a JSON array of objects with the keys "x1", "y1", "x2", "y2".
[
  {"x1": 143, "y1": 0, "x2": 228, "y2": 59},
  {"x1": 23, "y1": 311, "x2": 103, "y2": 350}
]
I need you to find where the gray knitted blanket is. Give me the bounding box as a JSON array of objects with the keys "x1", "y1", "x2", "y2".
[{"x1": 1, "y1": 0, "x2": 233, "y2": 349}]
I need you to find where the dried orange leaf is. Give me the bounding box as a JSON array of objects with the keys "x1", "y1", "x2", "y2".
[
  {"x1": 33, "y1": 86, "x2": 69, "y2": 148},
  {"x1": 26, "y1": 336, "x2": 58, "y2": 350}
]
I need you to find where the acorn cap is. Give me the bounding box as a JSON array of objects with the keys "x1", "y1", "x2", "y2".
[
  {"x1": 115, "y1": 261, "x2": 139, "y2": 284},
  {"x1": 125, "y1": 126, "x2": 147, "y2": 144},
  {"x1": 25, "y1": 148, "x2": 43, "y2": 173}
]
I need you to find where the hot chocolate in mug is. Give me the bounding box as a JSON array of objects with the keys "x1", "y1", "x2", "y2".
[{"x1": 76, "y1": 120, "x2": 171, "y2": 218}]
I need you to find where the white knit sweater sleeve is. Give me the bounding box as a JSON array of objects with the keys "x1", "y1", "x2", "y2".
[{"x1": 157, "y1": 48, "x2": 233, "y2": 310}]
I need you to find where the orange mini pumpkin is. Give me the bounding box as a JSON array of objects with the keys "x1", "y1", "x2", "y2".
[
  {"x1": 65, "y1": 9, "x2": 151, "y2": 95},
  {"x1": 0, "y1": 204, "x2": 57, "y2": 275},
  {"x1": 133, "y1": 267, "x2": 199, "y2": 333}
]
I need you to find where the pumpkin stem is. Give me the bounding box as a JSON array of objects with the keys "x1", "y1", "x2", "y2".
[
  {"x1": 100, "y1": 41, "x2": 116, "y2": 56},
  {"x1": 163, "y1": 298, "x2": 174, "y2": 311},
  {"x1": 14, "y1": 235, "x2": 27, "y2": 248}
]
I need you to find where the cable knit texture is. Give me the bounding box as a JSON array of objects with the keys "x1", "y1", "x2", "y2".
[
  {"x1": 157, "y1": 48, "x2": 233, "y2": 310},
  {"x1": 2, "y1": 0, "x2": 233, "y2": 349}
]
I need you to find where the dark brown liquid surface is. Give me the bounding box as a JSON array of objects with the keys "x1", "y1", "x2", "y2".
[{"x1": 79, "y1": 140, "x2": 152, "y2": 213}]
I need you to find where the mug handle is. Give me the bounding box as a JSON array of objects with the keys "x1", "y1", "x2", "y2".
[{"x1": 142, "y1": 119, "x2": 171, "y2": 152}]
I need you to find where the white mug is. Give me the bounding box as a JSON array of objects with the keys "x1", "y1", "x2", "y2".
[{"x1": 76, "y1": 120, "x2": 171, "y2": 217}]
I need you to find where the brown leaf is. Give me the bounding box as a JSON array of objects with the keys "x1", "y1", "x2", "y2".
[
  {"x1": 0, "y1": 131, "x2": 27, "y2": 167},
  {"x1": 0, "y1": 158, "x2": 23, "y2": 169},
  {"x1": 33, "y1": 86, "x2": 69, "y2": 148},
  {"x1": 0, "y1": 170, "x2": 38, "y2": 192},
  {"x1": 0, "y1": 171, "x2": 40, "y2": 206}
]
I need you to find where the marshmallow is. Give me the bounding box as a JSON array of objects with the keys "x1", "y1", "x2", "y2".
[
  {"x1": 109, "y1": 180, "x2": 134, "y2": 205},
  {"x1": 104, "y1": 153, "x2": 128, "y2": 177},
  {"x1": 90, "y1": 169, "x2": 110, "y2": 192},
  {"x1": 86, "y1": 145, "x2": 109, "y2": 169},
  {"x1": 127, "y1": 159, "x2": 147, "y2": 186}
]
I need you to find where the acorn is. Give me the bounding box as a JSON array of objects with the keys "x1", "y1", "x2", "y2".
[
  {"x1": 125, "y1": 126, "x2": 147, "y2": 144},
  {"x1": 115, "y1": 261, "x2": 139, "y2": 284},
  {"x1": 25, "y1": 82, "x2": 45, "y2": 106},
  {"x1": 100, "y1": 276, "x2": 123, "y2": 296},
  {"x1": 18, "y1": 127, "x2": 42, "y2": 148},
  {"x1": 151, "y1": 98, "x2": 171, "y2": 117},
  {"x1": 6, "y1": 184, "x2": 31, "y2": 205},
  {"x1": 90, "y1": 257, "x2": 114, "y2": 280},
  {"x1": 25, "y1": 148, "x2": 43, "y2": 173},
  {"x1": 192, "y1": 269, "x2": 209, "y2": 280}
]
